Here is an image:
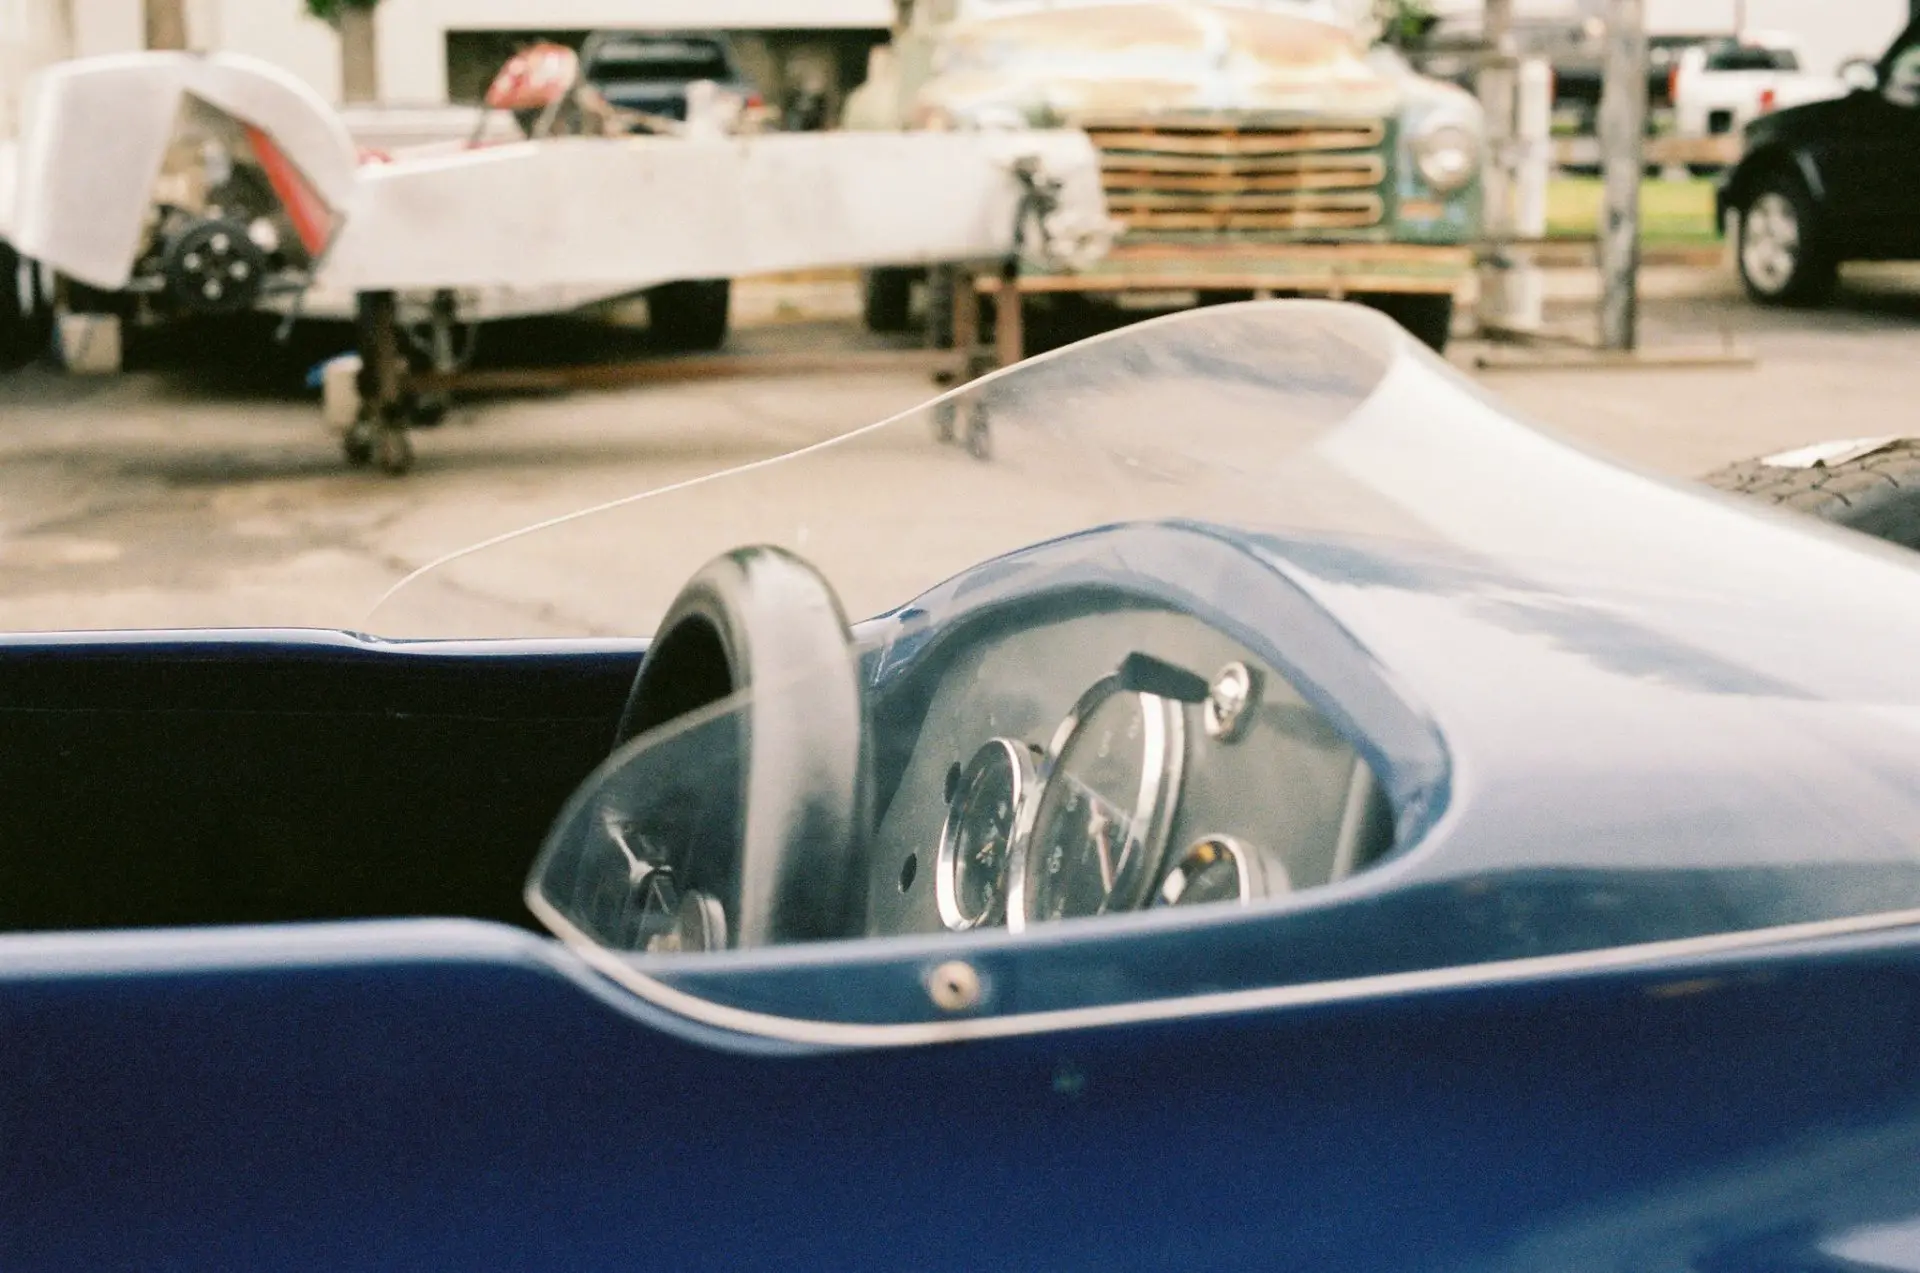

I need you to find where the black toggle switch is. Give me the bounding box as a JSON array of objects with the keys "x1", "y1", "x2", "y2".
[{"x1": 1116, "y1": 652, "x2": 1210, "y2": 704}]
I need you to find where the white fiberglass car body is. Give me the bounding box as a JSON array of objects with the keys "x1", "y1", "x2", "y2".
[{"x1": 3, "y1": 52, "x2": 1109, "y2": 324}]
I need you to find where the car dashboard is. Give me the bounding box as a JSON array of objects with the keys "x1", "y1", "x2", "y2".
[{"x1": 862, "y1": 599, "x2": 1396, "y2": 940}]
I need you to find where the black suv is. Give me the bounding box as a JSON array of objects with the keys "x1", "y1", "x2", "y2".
[{"x1": 1719, "y1": 19, "x2": 1920, "y2": 305}]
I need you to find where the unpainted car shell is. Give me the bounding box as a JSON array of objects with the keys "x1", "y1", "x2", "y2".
[{"x1": 3, "y1": 51, "x2": 1108, "y2": 324}]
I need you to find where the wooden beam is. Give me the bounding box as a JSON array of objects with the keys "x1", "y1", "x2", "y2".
[
  {"x1": 1598, "y1": 0, "x2": 1647, "y2": 352},
  {"x1": 994, "y1": 286, "x2": 1024, "y2": 369},
  {"x1": 950, "y1": 266, "x2": 980, "y2": 368},
  {"x1": 1472, "y1": 344, "x2": 1756, "y2": 371},
  {"x1": 405, "y1": 348, "x2": 963, "y2": 396},
  {"x1": 974, "y1": 273, "x2": 1465, "y2": 296},
  {"x1": 1555, "y1": 133, "x2": 1741, "y2": 167},
  {"x1": 1476, "y1": 0, "x2": 1519, "y2": 331}
]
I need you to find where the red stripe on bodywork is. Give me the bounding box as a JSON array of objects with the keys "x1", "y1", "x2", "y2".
[{"x1": 244, "y1": 125, "x2": 335, "y2": 258}]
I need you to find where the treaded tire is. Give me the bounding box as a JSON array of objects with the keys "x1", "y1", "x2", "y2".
[
  {"x1": 862, "y1": 268, "x2": 915, "y2": 334},
  {"x1": 0, "y1": 242, "x2": 51, "y2": 371},
  {"x1": 648, "y1": 279, "x2": 731, "y2": 352},
  {"x1": 1703, "y1": 441, "x2": 1920, "y2": 551},
  {"x1": 1736, "y1": 171, "x2": 1838, "y2": 308}
]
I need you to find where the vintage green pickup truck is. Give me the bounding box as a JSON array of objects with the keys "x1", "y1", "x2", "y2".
[{"x1": 845, "y1": 0, "x2": 1483, "y2": 350}]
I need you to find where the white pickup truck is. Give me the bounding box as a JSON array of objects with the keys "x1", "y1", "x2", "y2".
[{"x1": 1672, "y1": 32, "x2": 1845, "y2": 154}]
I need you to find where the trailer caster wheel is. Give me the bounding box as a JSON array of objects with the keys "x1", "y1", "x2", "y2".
[
  {"x1": 343, "y1": 420, "x2": 377, "y2": 467},
  {"x1": 405, "y1": 392, "x2": 449, "y2": 428},
  {"x1": 375, "y1": 427, "x2": 415, "y2": 476}
]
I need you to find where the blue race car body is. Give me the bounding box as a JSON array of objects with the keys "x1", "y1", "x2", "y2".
[{"x1": 5, "y1": 303, "x2": 1920, "y2": 1272}]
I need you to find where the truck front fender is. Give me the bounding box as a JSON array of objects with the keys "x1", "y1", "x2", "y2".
[{"x1": 1719, "y1": 141, "x2": 1825, "y2": 229}]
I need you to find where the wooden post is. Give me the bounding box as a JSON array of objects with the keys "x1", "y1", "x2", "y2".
[
  {"x1": 355, "y1": 291, "x2": 403, "y2": 417},
  {"x1": 1479, "y1": 0, "x2": 1516, "y2": 129},
  {"x1": 1598, "y1": 0, "x2": 1647, "y2": 352},
  {"x1": 338, "y1": 4, "x2": 380, "y2": 105},
  {"x1": 1474, "y1": 0, "x2": 1519, "y2": 332},
  {"x1": 994, "y1": 274, "x2": 1024, "y2": 370},
  {"x1": 951, "y1": 268, "x2": 979, "y2": 371},
  {"x1": 144, "y1": 0, "x2": 188, "y2": 51}
]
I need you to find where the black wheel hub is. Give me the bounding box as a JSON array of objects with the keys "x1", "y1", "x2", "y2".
[{"x1": 161, "y1": 218, "x2": 267, "y2": 315}]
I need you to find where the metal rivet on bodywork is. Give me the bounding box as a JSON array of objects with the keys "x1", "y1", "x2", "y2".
[{"x1": 927, "y1": 960, "x2": 983, "y2": 1013}]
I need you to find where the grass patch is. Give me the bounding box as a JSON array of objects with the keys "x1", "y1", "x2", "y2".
[{"x1": 1546, "y1": 177, "x2": 1721, "y2": 246}]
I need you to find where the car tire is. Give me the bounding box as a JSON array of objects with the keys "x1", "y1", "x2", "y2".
[
  {"x1": 1736, "y1": 173, "x2": 1837, "y2": 307},
  {"x1": 647, "y1": 278, "x2": 731, "y2": 352},
  {"x1": 862, "y1": 268, "x2": 916, "y2": 333},
  {"x1": 1360, "y1": 293, "x2": 1454, "y2": 354},
  {"x1": 1703, "y1": 441, "x2": 1920, "y2": 551},
  {"x1": 0, "y1": 241, "x2": 52, "y2": 371}
]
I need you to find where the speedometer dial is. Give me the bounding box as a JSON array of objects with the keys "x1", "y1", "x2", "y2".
[
  {"x1": 1010, "y1": 677, "x2": 1185, "y2": 930},
  {"x1": 936, "y1": 738, "x2": 1036, "y2": 930}
]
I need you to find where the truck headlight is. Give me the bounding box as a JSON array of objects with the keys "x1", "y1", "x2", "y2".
[{"x1": 1412, "y1": 122, "x2": 1480, "y2": 194}]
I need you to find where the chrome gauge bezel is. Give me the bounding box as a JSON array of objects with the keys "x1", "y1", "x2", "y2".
[
  {"x1": 1204, "y1": 661, "x2": 1260, "y2": 742},
  {"x1": 1008, "y1": 675, "x2": 1186, "y2": 932},
  {"x1": 935, "y1": 737, "x2": 1037, "y2": 931},
  {"x1": 1156, "y1": 836, "x2": 1281, "y2": 909}
]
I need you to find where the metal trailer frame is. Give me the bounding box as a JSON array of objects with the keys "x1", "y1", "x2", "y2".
[
  {"x1": 8, "y1": 51, "x2": 1114, "y2": 476},
  {"x1": 349, "y1": 160, "x2": 1082, "y2": 473}
]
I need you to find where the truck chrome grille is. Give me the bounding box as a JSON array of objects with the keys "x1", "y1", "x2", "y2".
[{"x1": 1083, "y1": 116, "x2": 1389, "y2": 234}]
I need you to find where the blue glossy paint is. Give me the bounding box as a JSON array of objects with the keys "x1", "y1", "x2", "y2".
[
  {"x1": 9, "y1": 290, "x2": 1920, "y2": 1269},
  {"x1": 635, "y1": 517, "x2": 1920, "y2": 1031},
  {"x1": 5, "y1": 917, "x2": 1920, "y2": 1271}
]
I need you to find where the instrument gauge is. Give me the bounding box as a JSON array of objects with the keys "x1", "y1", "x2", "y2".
[
  {"x1": 1011, "y1": 676, "x2": 1186, "y2": 930},
  {"x1": 936, "y1": 738, "x2": 1036, "y2": 931},
  {"x1": 1157, "y1": 836, "x2": 1277, "y2": 909}
]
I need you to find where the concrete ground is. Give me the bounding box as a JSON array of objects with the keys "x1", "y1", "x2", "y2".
[{"x1": 2, "y1": 263, "x2": 1917, "y2": 639}]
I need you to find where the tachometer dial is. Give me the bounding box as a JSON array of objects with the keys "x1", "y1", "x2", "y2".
[
  {"x1": 1011, "y1": 676, "x2": 1185, "y2": 930},
  {"x1": 936, "y1": 738, "x2": 1036, "y2": 930}
]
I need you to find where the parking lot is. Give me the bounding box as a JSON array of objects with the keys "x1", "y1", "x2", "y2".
[{"x1": 3, "y1": 264, "x2": 1918, "y2": 640}]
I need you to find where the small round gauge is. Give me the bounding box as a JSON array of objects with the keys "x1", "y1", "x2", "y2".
[
  {"x1": 1156, "y1": 836, "x2": 1279, "y2": 909},
  {"x1": 936, "y1": 738, "x2": 1036, "y2": 930},
  {"x1": 1010, "y1": 677, "x2": 1185, "y2": 930}
]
